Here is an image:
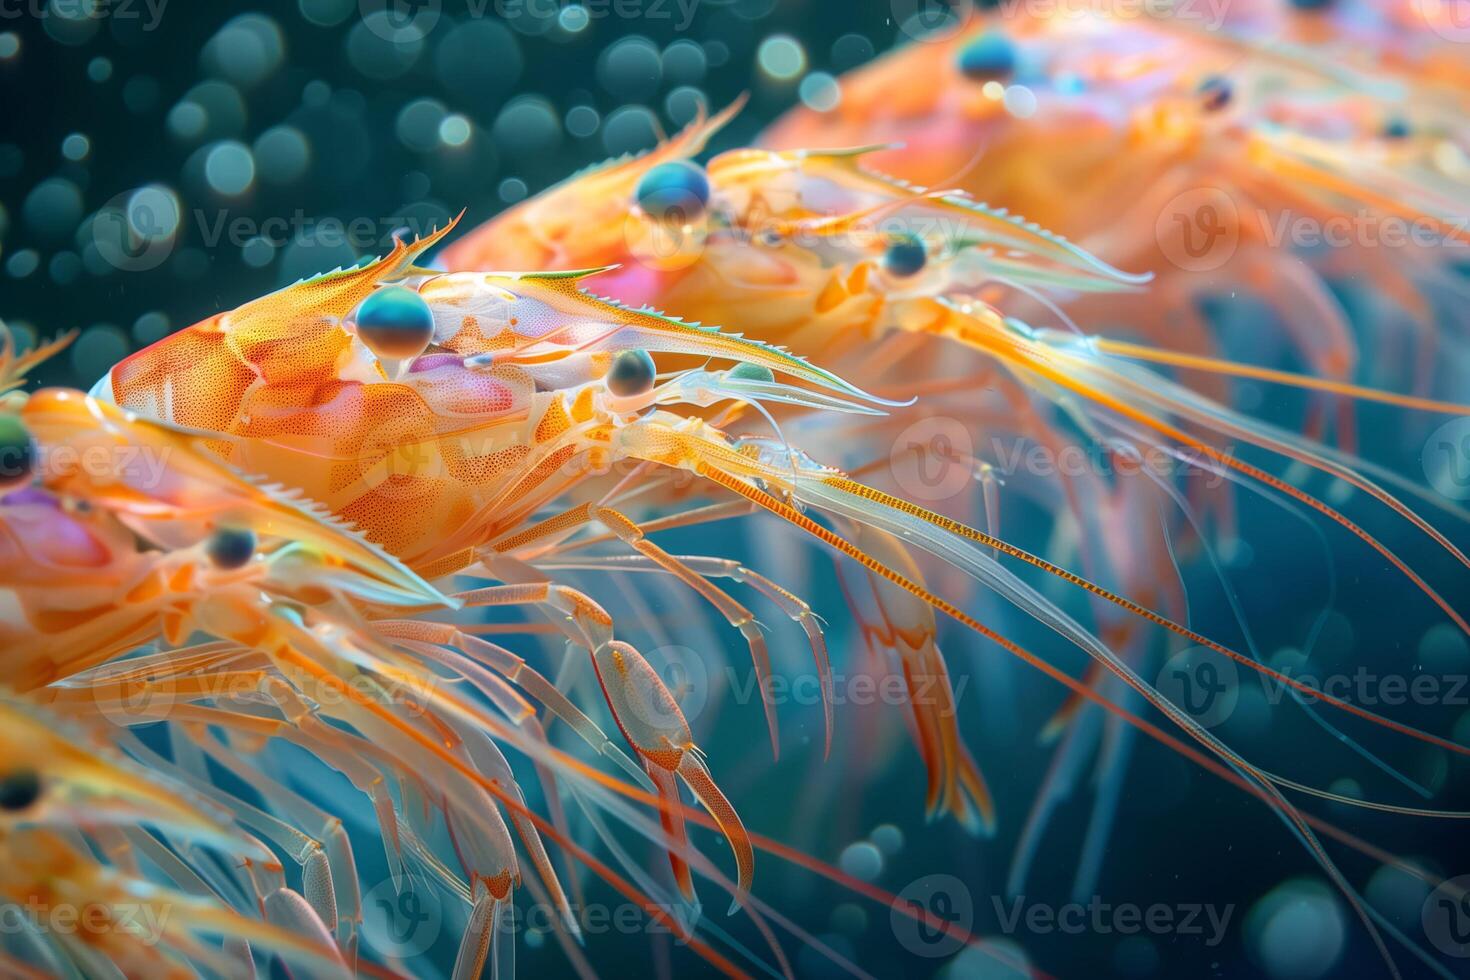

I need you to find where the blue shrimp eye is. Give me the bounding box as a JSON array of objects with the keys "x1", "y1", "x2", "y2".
[
  {"x1": 353, "y1": 286, "x2": 435, "y2": 361},
  {"x1": 728, "y1": 362, "x2": 774, "y2": 384},
  {"x1": 0, "y1": 768, "x2": 41, "y2": 811},
  {"x1": 1198, "y1": 75, "x2": 1232, "y2": 112},
  {"x1": 0, "y1": 416, "x2": 34, "y2": 487},
  {"x1": 883, "y1": 235, "x2": 927, "y2": 277},
  {"x1": 607, "y1": 349, "x2": 657, "y2": 397},
  {"x1": 206, "y1": 527, "x2": 257, "y2": 569},
  {"x1": 957, "y1": 32, "x2": 1016, "y2": 82},
  {"x1": 635, "y1": 161, "x2": 710, "y2": 223},
  {"x1": 1382, "y1": 117, "x2": 1410, "y2": 139}
]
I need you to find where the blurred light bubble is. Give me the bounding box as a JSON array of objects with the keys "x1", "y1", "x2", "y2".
[
  {"x1": 601, "y1": 105, "x2": 659, "y2": 156},
  {"x1": 837, "y1": 842, "x2": 883, "y2": 881},
  {"x1": 48, "y1": 251, "x2": 82, "y2": 285},
  {"x1": 662, "y1": 39, "x2": 706, "y2": 84},
  {"x1": 1004, "y1": 85, "x2": 1038, "y2": 118},
  {"x1": 253, "y1": 125, "x2": 311, "y2": 185},
  {"x1": 61, "y1": 133, "x2": 90, "y2": 162},
  {"x1": 799, "y1": 72, "x2": 840, "y2": 112},
  {"x1": 565, "y1": 104, "x2": 600, "y2": 139},
  {"x1": 492, "y1": 96, "x2": 561, "y2": 158},
  {"x1": 1365, "y1": 862, "x2": 1432, "y2": 931},
  {"x1": 943, "y1": 938, "x2": 1031, "y2": 980},
  {"x1": 346, "y1": 16, "x2": 424, "y2": 80},
  {"x1": 302, "y1": 79, "x2": 331, "y2": 106},
  {"x1": 982, "y1": 80, "x2": 1005, "y2": 100},
  {"x1": 498, "y1": 178, "x2": 528, "y2": 204},
  {"x1": 204, "y1": 141, "x2": 256, "y2": 196},
  {"x1": 298, "y1": 0, "x2": 355, "y2": 27},
  {"x1": 173, "y1": 81, "x2": 247, "y2": 141},
  {"x1": 869, "y1": 824, "x2": 903, "y2": 856},
  {"x1": 71, "y1": 325, "x2": 130, "y2": 385},
  {"x1": 87, "y1": 55, "x2": 112, "y2": 81},
  {"x1": 5, "y1": 250, "x2": 39, "y2": 279},
  {"x1": 132, "y1": 311, "x2": 170, "y2": 345},
  {"x1": 44, "y1": 0, "x2": 101, "y2": 46},
  {"x1": 242, "y1": 236, "x2": 275, "y2": 268},
  {"x1": 438, "y1": 114, "x2": 472, "y2": 148},
  {"x1": 401, "y1": 170, "x2": 431, "y2": 200},
  {"x1": 503, "y1": 0, "x2": 556, "y2": 36},
  {"x1": 831, "y1": 33, "x2": 874, "y2": 71},
  {"x1": 558, "y1": 4, "x2": 589, "y2": 32},
  {"x1": 202, "y1": 14, "x2": 284, "y2": 88},
  {"x1": 122, "y1": 75, "x2": 160, "y2": 113},
  {"x1": 1419, "y1": 623, "x2": 1470, "y2": 671},
  {"x1": 5, "y1": 321, "x2": 35, "y2": 352},
  {"x1": 127, "y1": 185, "x2": 181, "y2": 239},
  {"x1": 396, "y1": 98, "x2": 448, "y2": 153},
  {"x1": 758, "y1": 35, "x2": 805, "y2": 81},
  {"x1": 434, "y1": 21, "x2": 522, "y2": 115},
  {"x1": 704, "y1": 39, "x2": 729, "y2": 68},
  {"x1": 664, "y1": 86, "x2": 707, "y2": 127},
  {"x1": 167, "y1": 101, "x2": 209, "y2": 141},
  {"x1": 0, "y1": 33, "x2": 19, "y2": 60},
  {"x1": 23, "y1": 178, "x2": 84, "y2": 243},
  {"x1": 597, "y1": 36, "x2": 662, "y2": 102},
  {"x1": 1246, "y1": 879, "x2": 1346, "y2": 979}
]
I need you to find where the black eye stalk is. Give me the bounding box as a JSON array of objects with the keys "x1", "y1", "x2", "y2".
[
  {"x1": 0, "y1": 768, "x2": 41, "y2": 812},
  {"x1": 206, "y1": 527, "x2": 258, "y2": 569}
]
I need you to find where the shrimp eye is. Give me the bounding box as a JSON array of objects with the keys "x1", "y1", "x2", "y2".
[
  {"x1": 353, "y1": 286, "x2": 435, "y2": 361},
  {"x1": 0, "y1": 415, "x2": 35, "y2": 488},
  {"x1": 1382, "y1": 117, "x2": 1410, "y2": 139},
  {"x1": 0, "y1": 768, "x2": 41, "y2": 812},
  {"x1": 957, "y1": 32, "x2": 1016, "y2": 82},
  {"x1": 728, "y1": 362, "x2": 775, "y2": 384},
  {"x1": 607, "y1": 349, "x2": 657, "y2": 398},
  {"x1": 1198, "y1": 75, "x2": 1232, "y2": 112},
  {"x1": 206, "y1": 527, "x2": 257, "y2": 569},
  {"x1": 635, "y1": 161, "x2": 710, "y2": 223},
  {"x1": 883, "y1": 235, "x2": 927, "y2": 277}
]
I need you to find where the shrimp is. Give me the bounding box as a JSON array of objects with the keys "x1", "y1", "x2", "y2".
[
  {"x1": 762, "y1": 3, "x2": 1470, "y2": 418},
  {"x1": 86, "y1": 220, "x2": 1470, "y2": 975}
]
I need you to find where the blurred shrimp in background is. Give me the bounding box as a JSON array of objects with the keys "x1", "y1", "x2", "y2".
[{"x1": 1, "y1": 1, "x2": 1469, "y2": 978}]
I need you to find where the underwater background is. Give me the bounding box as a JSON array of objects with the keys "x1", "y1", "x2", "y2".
[{"x1": 2, "y1": 1, "x2": 1470, "y2": 978}]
